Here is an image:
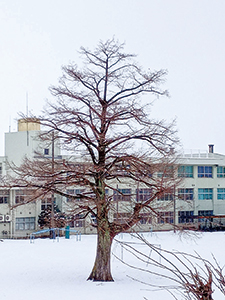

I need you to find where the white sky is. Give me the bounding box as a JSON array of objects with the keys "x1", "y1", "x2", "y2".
[{"x1": 0, "y1": 0, "x2": 225, "y2": 155}]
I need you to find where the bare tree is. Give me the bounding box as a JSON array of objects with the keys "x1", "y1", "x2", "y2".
[
  {"x1": 5, "y1": 39, "x2": 179, "y2": 281},
  {"x1": 114, "y1": 233, "x2": 225, "y2": 300}
]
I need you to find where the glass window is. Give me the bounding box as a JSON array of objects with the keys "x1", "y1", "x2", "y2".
[
  {"x1": 44, "y1": 148, "x2": 49, "y2": 155},
  {"x1": 158, "y1": 192, "x2": 174, "y2": 201},
  {"x1": 217, "y1": 188, "x2": 225, "y2": 200},
  {"x1": 178, "y1": 188, "x2": 194, "y2": 200},
  {"x1": 157, "y1": 212, "x2": 174, "y2": 224},
  {"x1": 178, "y1": 211, "x2": 194, "y2": 223},
  {"x1": 217, "y1": 166, "x2": 225, "y2": 178},
  {"x1": 41, "y1": 198, "x2": 55, "y2": 210},
  {"x1": 66, "y1": 189, "x2": 85, "y2": 202},
  {"x1": 113, "y1": 212, "x2": 131, "y2": 223},
  {"x1": 198, "y1": 210, "x2": 213, "y2": 223},
  {"x1": 15, "y1": 217, "x2": 35, "y2": 231},
  {"x1": 113, "y1": 189, "x2": 132, "y2": 201},
  {"x1": 198, "y1": 210, "x2": 213, "y2": 216},
  {"x1": 15, "y1": 190, "x2": 33, "y2": 204},
  {"x1": 178, "y1": 166, "x2": 193, "y2": 178},
  {"x1": 0, "y1": 190, "x2": 9, "y2": 204},
  {"x1": 198, "y1": 166, "x2": 212, "y2": 178},
  {"x1": 68, "y1": 214, "x2": 85, "y2": 227},
  {"x1": 136, "y1": 188, "x2": 152, "y2": 202},
  {"x1": 157, "y1": 166, "x2": 174, "y2": 178},
  {"x1": 139, "y1": 213, "x2": 152, "y2": 224},
  {"x1": 198, "y1": 188, "x2": 213, "y2": 200}
]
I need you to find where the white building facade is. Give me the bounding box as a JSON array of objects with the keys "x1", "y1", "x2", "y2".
[{"x1": 0, "y1": 121, "x2": 225, "y2": 238}]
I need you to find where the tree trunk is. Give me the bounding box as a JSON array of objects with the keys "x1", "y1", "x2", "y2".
[{"x1": 87, "y1": 222, "x2": 114, "y2": 281}]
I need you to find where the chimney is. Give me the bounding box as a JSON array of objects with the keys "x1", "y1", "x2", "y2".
[{"x1": 208, "y1": 144, "x2": 214, "y2": 153}]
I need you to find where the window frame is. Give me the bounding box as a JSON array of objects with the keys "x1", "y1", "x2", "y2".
[
  {"x1": 217, "y1": 166, "x2": 225, "y2": 178},
  {"x1": 178, "y1": 166, "x2": 193, "y2": 178},
  {"x1": 178, "y1": 188, "x2": 194, "y2": 201},
  {"x1": 198, "y1": 166, "x2": 213, "y2": 178},
  {"x1": 44, "y1": 148, "x2": 49, "y2": 155},
  {"x1": 15, "y1": 217, "x2": 35, "y2": 231},
  {"x1": 113, "y1": 189, "x2": 132, "y2": 201},
  {"x1": 198, "y1": 188, "x2": 213, "y2": 200},
  {"x1": 178, "y1": 211, "x2": 194, "y2": 223},
  {"x1": 136, "y1": 188, "x2": 152, "y2": 202},
  {"x1": 157, "y1": 211, "x2": 174, "y2": 224},
  {"x1": 66, "y1": 189, "x2": 85, "y2": 202},
  {"x1": 217, "y1": 188, "x2": 225, "y2": 200},
  {"x1": 158, "y1": 191, "x2": 174, "y2": 201},
  {"x1": 198, "y1": 210, "x2": 213, "y2": 223},
  {"x1": 0, "y1": 190, "x2": 9, "y2": 204},
  {"x1": 139, "y1": 212, "x2": 152, "y2": 224},
  {"x1": 15, "y1": 189, "x2": 33, "y2": 204}
]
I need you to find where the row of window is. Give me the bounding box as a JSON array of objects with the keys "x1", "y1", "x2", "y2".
[
  {"x1": 163, "y1": 188, "x2": 225, "y2": 201},
  {"x1": 69, "y1": 210, "x2": 215, "y2": 227},
  {"x1": 0, "y1": 190, "x2": 34, "y2": 204},
  {"x1": 1, "y1": 186, "x2": 225, "y2": 205},
  {"x1": 178, "y1": 210, "x2": 214, "y2": 223},
  {"x1": 64, "y1": 165, "x2": 225, "y2": 180},
  {"x1": 15, "y1": 209, "x2": 215, "y2": 231},
  {"x1": 178, "y1": 165, "x2": 225, "y2": 178},
  {"x1": 66, "y1": 188, "x2": 225, "y2": 202}
]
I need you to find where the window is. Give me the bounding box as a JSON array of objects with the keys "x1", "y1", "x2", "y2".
[
  {"x1": 178, "y1": 166, "x2": 193, "y2": 178},
  {"x1": 41, "y1": 198, "x2": 55, "y2": 210},
  {"x1": 15, "y1": 217, "x2": 35, "y2": 231},
  {"x1": 0, "y1": 190, "x2": 9, "y2": 204},
  {"x1": 157, "y1": 212, "x2": 174, "y2": 224},
  {"x1": 178, "y1": 211, "x2": 194, "y2": 223},
  {"x1": 15, "y1": 190, "x2": 33, "y2": 204},
  {"x1": 198, "y1": 210, "x2": 213, "y2": 216},
  {"x1": 44, "y1": 148, "x2": 49, "y2": 155},
  {"x1": 113, "y1": 212, "x2": 131, "y2": 224},
  {"x1": 198, "y1": 166, "x2": 212, "y2": 178},
  {"x1": 113, "y1": 189, "x2": 132, "y2": 201},
  {"x1": 217, "y1": 166, "x2": 225, "y2": 178},
  {"x1": 68, "y1": 214, "x2": 85, "y2": 227},
  {"x1": 0, "y1": 165, "x2": 2, "y2": 176},
  {"x1": 178, "y1": 188, "x2": 194, "y2": 201},
  {"x1": 198, "y1": 210, "x2": 213, "y2": 223},
  {"x1": 217, "y1": 188, "x2": 225, "y2": 200},
  {"x1": 139, "y1": 213, "x2": 151, "y2": 224},
  {"x1": 157, "y1": 166, "x2": 174, "y2": 178},
  {"x1": 90, "y1": 214, "x2": 97, "y2": 225},
  {"x1": 158, "y1": 192, "x2": 174, "y2": 201},
  {"x1": 198, "y1": 188, "x2": 213, "y2": 200},
  {"x1": 74, "y1": 219, "x2": 85, "y2": 227},
  {"x1": 66, "y1": 189, "x2": 85, "y2": 202},
  {"x1": 136, "y1": 188, "x2": 152, "y2": 202}
]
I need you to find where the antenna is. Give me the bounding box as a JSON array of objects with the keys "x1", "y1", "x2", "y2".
[
  {"x1": 9, "y1": 116, "x2": 11, "y2": 132},
  {"x1": 26, "y1": 92, "x2": 29, "y2": 146}
]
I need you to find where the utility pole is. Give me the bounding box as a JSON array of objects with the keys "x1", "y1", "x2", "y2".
[
  {"x1": 51, "y1": 130, "x2": 55, "y2": 235},
  {"x1": 173, "y1": 185, "x2": 176, "y2": 233}
]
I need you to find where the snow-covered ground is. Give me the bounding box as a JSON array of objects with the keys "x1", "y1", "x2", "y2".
[{"x1": 0, "y1": 231, "x2": 224, "y2": 300}]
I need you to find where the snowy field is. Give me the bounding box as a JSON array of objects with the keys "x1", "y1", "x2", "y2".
[{"x1": 0, "y1": 231, "x2": 224, "y2": 300}]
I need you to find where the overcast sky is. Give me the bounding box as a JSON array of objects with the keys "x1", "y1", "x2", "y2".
[{"x1": 0, "y1": 0, "x2": 225, "y2": 155}]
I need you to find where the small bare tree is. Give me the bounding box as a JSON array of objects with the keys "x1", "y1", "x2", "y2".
[
  {"x1": 114, "y1": 233, "x2": 225, "y2": 299},
  {"x1": 5, "y1": 39, "x2": 180, "y2": 281}
]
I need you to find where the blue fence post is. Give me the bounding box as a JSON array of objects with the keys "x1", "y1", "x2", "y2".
[{"x1": 65, "y1": 226, "x2": 70, "y2": 239}]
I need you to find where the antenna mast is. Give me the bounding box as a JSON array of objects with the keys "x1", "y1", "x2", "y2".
[{"x1": 26, "y1": 92, "x2": 29, "y2": 146}]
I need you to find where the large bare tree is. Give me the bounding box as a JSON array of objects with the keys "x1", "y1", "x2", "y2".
[{"x1": 6, "y1": 39, "x2": 180, "y2": 281}]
